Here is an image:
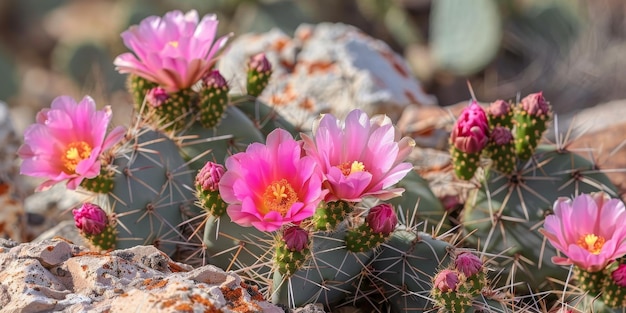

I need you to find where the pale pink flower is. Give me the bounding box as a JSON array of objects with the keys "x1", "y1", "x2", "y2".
[
  {"x1": 451, "y1": 101, "x2": 489, "y2": 154},
  {"x1": 114, "y1": 10, "x2": 230, "y2": 92},
  {"x1": 73, "y1": 203, "x2": 108, "y2": 235},
  {"x1": 540, "y1": 192, "x2": 626, "y2": 272},
  {"x1": 302, "y1": 109, "x2": 415, "y2": 202},
  {"x1": 18, "y1": 96, "x2": 126, "y2": 191},
  {"x1": 218, "y1": 129, "x2": 326, "y2": 232}
]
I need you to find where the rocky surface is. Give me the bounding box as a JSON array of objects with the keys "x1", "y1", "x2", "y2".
[
  {"x1": 0, "y1": 239, "x2": 284, "y2": 313},
  {"x1": 218, "y1": 22, "x2": 437, "y2": 130}
]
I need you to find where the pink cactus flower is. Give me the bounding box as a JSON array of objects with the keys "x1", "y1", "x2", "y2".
[
  {"x1": 114, "y1": 10, "x2": 230, "y2": 92},
  {"x1": 73, "y1": 203, "x2": 108, "y2": 235},
  {"x1": 540, "y1": 192, "x2": 626, "y2": 272},
  {"x1": 611, "y1": 264, "x2": 626, "y2": 287},
  {"x1": 455, "y1": 252, "x2": 483, "y2": 277},
  {"x1": 450, "y1": 101, "x2": 489, "y2": 154},
  {"x1": 18, "y1": 96, "x2": 126, "y2": 191},
  {"x1": 302, "y1": 109, "x2": 415, "y2": 202},
  {"x1": 433, "y1": 269, "x2": 461, "y2": 292},
  {"x1": 196, "y1": 161, "x2": 225, "y2": 192},
  {"x1": 367, "y1": 203, "x2": 397, "y2": 235},
  {"x1": 219, "y1": 129, "x2": 326, "y2": 232},
  {"x1": 282, "y1": 226, "x2": 309, "y2": 252},
  {"x1": 520, "y1": 91, "x2": 549, "y2": 116}
]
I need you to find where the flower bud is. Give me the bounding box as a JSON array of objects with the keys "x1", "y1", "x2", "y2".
[
  {"x1": 488, "y1": 99, "x2": 510, "y2": 117},
  {"x1": 73, "y1": 203, "x2": 108, "y2": 235},
  {"x1": 611, "y1": 264, "x2": 626, "y2": 287},
  {"x1": 283, "y1": 226, "x2": 309, "y2": 252},
  {"x1": 433, "y1": 269, "x2": 460, "y2": 292},
  {"x1": 196, "y1": 161, "x2": 225, "y2": 192},
  {"x1": 520, "y1": 92, "x2": 549, "y2": 116},
  {"x1": 455, "y1": 252, "x2": 482, "y2": 277},
  {"x1": 145, "y1": 87, "x2": 169, "y2": 108},
  {"x1": 490, "y1": 126, "x2": 513, "y2": 146},
  {"x1": 249, "y1": 53, "x2": 272, "y2": 73},
  {"x1": 202, "y1": 70, "x2": 228, "y2": 90},
  {"x1": 451, "y1": 101, "x2": 489, "y2": 154},
  {"x1": 366, "y1": 203, "x2": 397, "y2": 235}
]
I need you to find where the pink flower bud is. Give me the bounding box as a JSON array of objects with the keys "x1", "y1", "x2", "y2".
[
  {"x1": 490, "y1": 126, "x2": 513, "y2": 146},
  {"x1": 196, "y1": 161, "x2": 225, "y2": 192},
  {"x1": 145, "y1": 87, "x2": 169, "y2": 108},
  {"x1": 520, "y1": 92, "x2": 549, "y2": 116},
  {"x1": 451, "y1": 101, "x2": 489, "y2": 154},
  {"x1": 249, "y1": 53, "x2": 272, "y2": 73},
  {"x1": 367, "y1": 203, "x2": 398, "y2": 235},
  {"x1": 202, "y1": 70, "x2": 228, "y2": 89},
  {"x1": 283, "y1": 226, "x2": 309, "y2": 252},
  {"x1": 611, "y1": 264, "x2": 626, "y2": 287},
  {"x1": 433, "y1": 269, "x2": 460, "y2": 292},
  {"x1": 455, "y1": 252, "x2": 482, "y2": 277},
  {"x1": 488, "y1": 99, "x2": 510, "y2": 117},
  {"x1": 73, "y1": 203, "x2": 108, "y2": 235}
]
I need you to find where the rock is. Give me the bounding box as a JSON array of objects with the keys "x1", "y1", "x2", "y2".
[
  {"x1": 0, "y1": 239, "x2": 283, "y2": 312},
  {"x1": 218, "y1": 22, "x2": 437, "y2": 129}
]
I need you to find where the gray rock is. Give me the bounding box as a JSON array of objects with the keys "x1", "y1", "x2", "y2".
[{"x1": 218, "y1": 22, "x2": 437, "y2": 130}]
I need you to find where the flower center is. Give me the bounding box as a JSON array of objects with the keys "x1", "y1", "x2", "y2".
[
  {"x1": 62, "y1": 141, "x2": 92, "y2": 174},
  {"x1": 261, "y1": 179, "x2": 297, "y2": 216},
  {"x1": 337, "y1": 160, "x2": 366, "y2": 176},
  {"x1": 167, "y1": 41, "x2": 179, "y2": 48},
  {"x1": 577, "y1": 233, "x2": 606, "y2": 255}
]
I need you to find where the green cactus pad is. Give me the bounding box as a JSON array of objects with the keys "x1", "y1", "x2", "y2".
[
  {"x1": 451, "y1": 146, "x2": 480, "y2": 180},
  {"x1": 246, "y1": 68, "x2": 271, "y2": 97},
  {"x1": 198, "y1": 83, "x2": 228, "y2": 128},
  {"x1": 195, "y1": 189, "x2": 227, "y2": 217},
  {"x1": 345, "y1": 223, "x2": 386, "y2": 253},
  {"x1": 484, "y1": 137, "x2": 516, "y2": 174},
  {"x1": 151, "y1": 88, "x2": 195, "y2": 131},
  {"x1": 234, "y1": 98, "x2": 300, "y2": 138},
  {"x1": 431, "y1": 281, "x2": 474, "y2": 313},
  {"x1": 574, "y1": 266, "x2": 606, "y2": 298},
  {"x1": 513, "y1": 109, "x2": 550, "y2": 161},
  {"x1": 312, "y1": 200, "x2": 352, "y2": 231},
  {"x1": 389, "y1": 170, "x2": 449, "y2": 230},
  {"x1": 83, "y1": 223, "x2": 117, "y2": 251},
  {"x1": 80, "y1": 169, "x2": 115, "y2": 194},
  {"x1": 128, "y1": 75, "x2": 157, "y2": 111}
]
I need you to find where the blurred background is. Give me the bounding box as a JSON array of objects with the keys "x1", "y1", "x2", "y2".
[{"x1": 1, "y1": 0, "x2": 626, "y2": 134}]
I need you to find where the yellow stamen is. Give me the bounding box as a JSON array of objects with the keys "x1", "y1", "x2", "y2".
[
  {"x1": 167, "y1": 41, "x2": 179, "y2": 48},
  {"x1": 338, "y1": 160, "x2": 366, "y2": 176},
  {"x1": 577, "y1": 233, "x2": 606, "y2": 255},
  {"x1": 261, "y1": 179, "x2": 297, "y2": 216},
  {"x1": 62, "y1": 141, "x2": 92, "y2": 174}
]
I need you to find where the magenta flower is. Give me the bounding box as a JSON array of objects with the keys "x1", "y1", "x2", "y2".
[
  {"x1": 611, "y1": 263, "x2": 626, "y2": 287},
  {"x1": 450, "y1": 101, "x2": 489, "y2": 154},
  {"x1": 540, "y1": 192, "x2": 626, "y2": 272},
  {"x1": 73, "y1": 203, "x2": 108, "y2": 235},
  {"x1": 18, "y1": 96, "x2": 126, "y2": 191},
  {"x1": 302, "y1": 109, "x2": 415, "y2": 202},
  {"x1": 433, "y1": 269, "x2": 460, "y2": 292},
  {"x1": 282, "y1": 226, "x2": 309, "y2": 252},
  {"x1": 455, "y1": 252, "x2": 483, "y2": 277},
  {"x1": 218, "y1": 129, "x2": 326, "y2": 232},
  {"x1": 367, "y1": 203, "x2": 397, "y2": 235},
  {"x1": 114, "y1": 10, "x2": 230, "y2": 92}
]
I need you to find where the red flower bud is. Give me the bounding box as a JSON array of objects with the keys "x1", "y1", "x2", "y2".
[
  {"x1": 283, "y1": 226, "x2": 309, "y2": 252},
  {"x1": 145, "y1": 87, "x2": 169, "y2": 108},
  {"x1": 366, "y1": 203, "x2": 397, "y2": 235},
  {"x1": 451, "y1": 101, "x2": 489, "y2": 154},
  {"x1": 202, "y1": 70, "x2": 228, "y2": 89},
  {"x1": 520, "y1": 92, "x2": 549, "y2": 116},
  {"x1": 612, "y1": 263, "x2": 626, "y2": 287},
  {"x1": 196, "y1": 161, "x2": 225, "y2": 192},
  {"x1": 73, "y1": 203, "x2": 108, "y2": 235},
  {"x1": 488, "y1": 99, "x2": 511, "y2": 117},
  {"x1": 249, "y1": 53, "x2": 272, "y2": 73},
  {"x1": 455, "y1": 252, "x2": 482, "y2": 277},
  {"x1": 433, "y1": 269, "x2": 460, "y2": 292}
]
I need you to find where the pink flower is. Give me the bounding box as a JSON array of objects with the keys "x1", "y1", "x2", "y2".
[
  {"x1": 145, "y1": 87, "x2": 169, "y2": 107},
  {"x1": 520, "y1": 91, "x2": 549, "y2": 116},
  {"x1": 283, "y1": 226, "x2": 309, "y2": 252},
  {"x1": 540, "y1": 192, "x2": 626, "y2": 272},
  {"x1": 611, "y1": 263, "x2": 626, "y2": 287},
  {"x1": 302, "y1": 109, "x2": 415, "y2": 202},
  {"x1": 114, "y1": 10, "x2": 230, "y2": 92},
  {"x1": 433, "y1": 269, "x2": 460, "y2": 292},
  {"x1": 196, "y1": 161, "x2": 225, "y2": 192},
  {"x1": 73, "y1": 203, "x2": 108, "y2": 235},
  {"x1": 488, "y1": 99, "x2": 510, "y2": 117},
  {"x1": 218, "y1": 129, "x2": 326, "y2": 232},
  {"x1": 18, "y1": 96, "x2": 126, "y2": 191},
  {"x1": 455, "y1": 252, "x2": 482, "y2": 277},
  {"x1": 367, "y1": 203, "x2": 397, "y2": 235},
  {"x1": 450, "y1": 101, "x2": 489, "y2": 154}
]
